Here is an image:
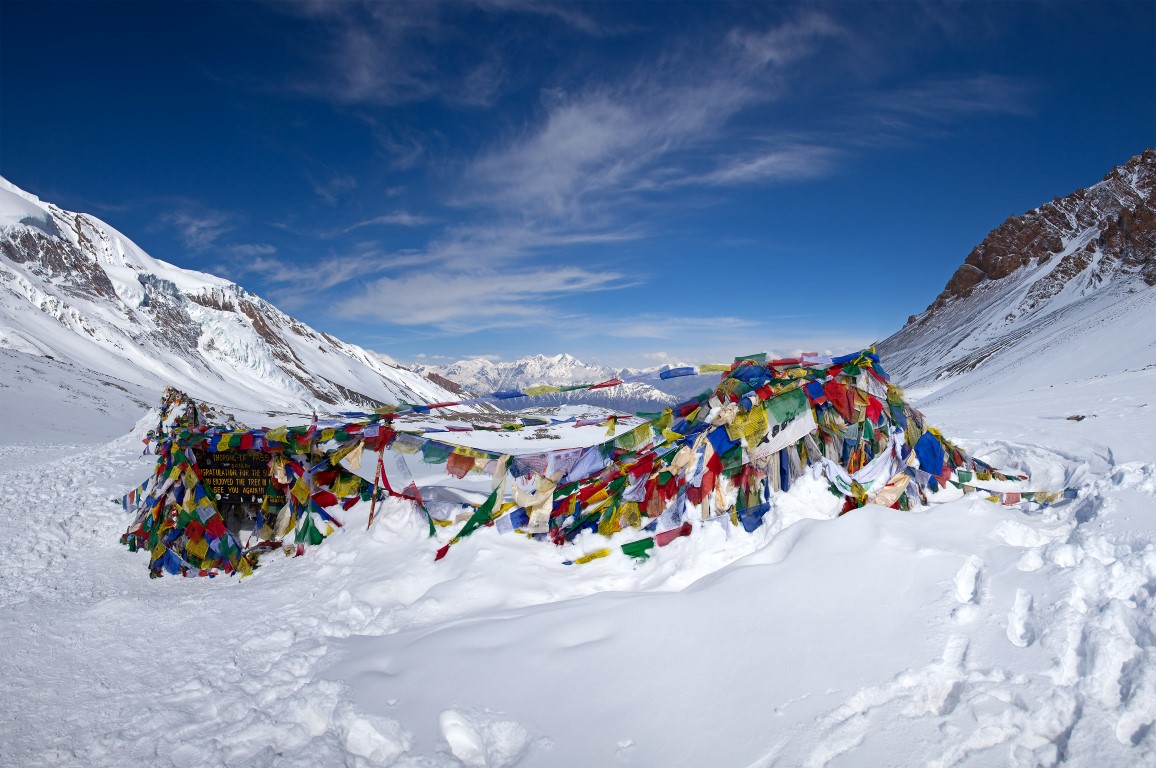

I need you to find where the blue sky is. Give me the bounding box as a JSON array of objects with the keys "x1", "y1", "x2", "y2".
[{"x1": 2, "y1": 1, "x2": 1153, "y2": 367}]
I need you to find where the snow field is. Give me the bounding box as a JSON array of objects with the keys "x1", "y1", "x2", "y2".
[{"x1": 1, "y1": 381, "x2": 1154, "y2": 766}]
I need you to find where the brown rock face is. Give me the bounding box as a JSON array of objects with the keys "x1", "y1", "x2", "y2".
[
  {"x1": 942, "y1": 263, "x2": 987, "y2": 300},
  {"x1": 0, "y1": 227, "x2": 121, "y2": 301},
  {"x1": 931, "y1": 149, "x2": 1156, "y2": 305},
  {"x1": 424, "y1": 371, "x2": 469, "y2": 396},
  {"x1": 962, "y1": 215, "x2": 1064, "y2": 286}
]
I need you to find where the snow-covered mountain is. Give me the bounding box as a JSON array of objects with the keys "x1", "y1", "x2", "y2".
[
  {"x1": 0, "y1": 176, "x2": 459, "y2": 419},
  {"x1": 412, "y1": 353, "x2": 710, "y2": 413},
  {"x1": 879, "y1": 148, "x2": 1156, "y2": 403},
  {"x1": 414, "y1": 353, "x2": 614, "y2": 393}
]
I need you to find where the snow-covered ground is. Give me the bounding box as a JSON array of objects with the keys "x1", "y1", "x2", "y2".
[{"x1": 2, "y1": 337, "x2": 1153, "y2": 768}]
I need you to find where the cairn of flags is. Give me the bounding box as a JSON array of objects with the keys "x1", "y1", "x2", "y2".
[{"x1": 117, "y1": 350, "x2": 1074, "y2": 577}]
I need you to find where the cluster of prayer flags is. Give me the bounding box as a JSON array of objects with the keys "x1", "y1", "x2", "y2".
[{"x1": 118, "y1": 349, "x2": 1069, "y2": 577}]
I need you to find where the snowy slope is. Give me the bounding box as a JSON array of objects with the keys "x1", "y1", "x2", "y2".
[
  {"x1": 879, "y1": 148, "x2": 1156, "y2": 402},
  {"x1": 0, "y1": 176, "x2": 458, "y2": 420},
  {"x1": 0, "y1": 348, "x2": 152, "y2": 442}
]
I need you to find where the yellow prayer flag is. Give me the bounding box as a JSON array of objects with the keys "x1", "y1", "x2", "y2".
[
  {"x1": 291, "y1": 478, "x2": 310, "y2": 504},
  {"x1": 574, "y1": 548, "x2": 611, "y2": 565},
  {"x1": 726, "y1": 403, "x2": 768, "y2": 444},
  {"x1": 586, "y1": 488, "x2": 610, "y2": 506}
]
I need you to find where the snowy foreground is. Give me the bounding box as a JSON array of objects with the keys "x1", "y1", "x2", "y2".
[{"x1": 2, "y1": 365, "x2": 1155, "y2": 767}]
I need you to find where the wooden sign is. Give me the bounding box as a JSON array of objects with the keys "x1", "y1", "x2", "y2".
[{"x1": 200, "y1": 451, "x2": 282, "y2": 505}]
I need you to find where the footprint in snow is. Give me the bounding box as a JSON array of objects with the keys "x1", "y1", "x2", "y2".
[
  {"x1": 953, "y1": 556, "x2": 983, "y2": 605},
  {"x1": 1007, "y1": 588, "x2": 1036, "y2": 648}
]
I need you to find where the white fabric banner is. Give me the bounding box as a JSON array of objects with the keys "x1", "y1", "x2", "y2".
[{"x1": 752, "y1": 407, "x2": 817, "y2": 460}]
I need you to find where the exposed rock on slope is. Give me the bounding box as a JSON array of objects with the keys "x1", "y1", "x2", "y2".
[
  {"x1": 934, "y1": 149, "x2": 1156, "y2": 308},
  {"x1": 881, "y1": 149, "x2": 1156, "y2": 394},
  {"x1": 0, "y1": 177, "x2": 458, "y2": 414}
]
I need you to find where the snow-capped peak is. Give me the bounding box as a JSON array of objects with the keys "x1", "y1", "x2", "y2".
[{"x1": 0, "y1": 176, "x2": 461, "y2": 414}]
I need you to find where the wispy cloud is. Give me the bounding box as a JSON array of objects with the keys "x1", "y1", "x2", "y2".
[
  {"x1": 281, "y1": 0, "x2": 616, "y2": 108},
  {"x1": 227, "y1": 242, "x2": 277, "y2": 257},
  {"x1": 342, "y1": 212, "x2": 436, "y2": 232},
  {"x1": 474, "y1": 0, "x2": 618, "y2": 37},
  {"x1": 460, "y1": 13, "x2": 845, "y2": 224},
  {"x1": 311, "y1": 172, "x2": 357, "y2": 205},
  {"x1": 243, "y1": 250, "x2": 388, "y2": 292},
  {"x1": 338, "y1": 265, "x2": 634, "y2": 332},
  {"x1": 728, "y1": 12, "x2": 846, "y2": 69},
  {"x1": 697, "y1": 144, "x2": 840, "y2": 186},
  {"x1": 405, "y1": 221, "x2": 645, "y2": 270},
  {"x1": 244, "y1": 218, "x2": 643, "y2": 327},
  {"x1": 158, "y1": 207, "x2": 233, "y2": 251},
  {"x1": 860, "y1": 75, "x2": 1034, "y2": 133},
  {"x1": 288, "y1": 2, "x2": 445, "y2": 106}
]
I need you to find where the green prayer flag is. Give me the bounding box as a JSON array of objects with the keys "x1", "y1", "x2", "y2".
[
  {"x1": 421, "y1": 441, "x2": 452, "y2": 464},
  {"x1": 768, "y1": 387, "x2": 808, "y2": 424},
  {"x1": 457, "y1": 487, "x2": 500, "y2": 540},
  {"x1": 621, "y1": 538, "x2": 655, "y2": 560}
]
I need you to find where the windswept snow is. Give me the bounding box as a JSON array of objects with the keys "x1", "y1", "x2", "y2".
[{"x1": 1, "y1": 343, "x2": 1154, "y2": 766}]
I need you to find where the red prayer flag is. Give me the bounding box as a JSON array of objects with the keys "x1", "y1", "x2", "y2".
[
  {"x1": 656, "y1": 522, "x2": 693, "y2": 546},
  {"x1": 589, "y1": 378, "x2": 623, "y2": 390}
]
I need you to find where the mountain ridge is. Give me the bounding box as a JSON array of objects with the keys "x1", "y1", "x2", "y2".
[
  {"x1": 879, "y1": 148, "x2": 1156, "y2": 400},
  {"x1": 410, "y1": 352, "x2": 709, "y2": 413},
  {"x1": 0, "y1": 177, "x2": 459, "y2": 416}
]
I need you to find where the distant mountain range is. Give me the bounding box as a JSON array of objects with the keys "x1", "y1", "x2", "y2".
[
  {"x1": 879, "y1": 148, "x2": 1155, "y2": 402},
  {"x1": 410, "y1": 353, "x2": 719, "y2": 413},
  {"x1": 0, "y1": 177, "x2": 459, "y2": 419}
]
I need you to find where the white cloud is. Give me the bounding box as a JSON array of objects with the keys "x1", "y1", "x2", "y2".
[
  {"x1": 343, "y1": 212, "x2": 437, "y2": 231},
  {"x1": 474, "y1": 0, "x2": 614, "y2": 37},
  {"x1": 244, "y1": 250, "x2": 389, "y2": 291},
  {"x1": 864, "y1": 75, "x2": 1034, "y2": 127},
  {"x1": 159, "y1": 207, "x2": 233, "y2": 251},
  {"x1": 338, "y1": 265, "x2": 633, "y2": 332},
  {"x1": 244, "y1": 218, "x2": 641, "y2": 328},
  {"x1": 282, "y1": 0, "x2": 617, "y2": 109},
  {"x1": 728, "y1": 12, "x2": 845, "y2": 69},
  {"x1": 311, "y1": 172, "x2": 358, "y2": 205},
  {"x1": 227, "y1": 243, "x2": 277, "y2": 257},
  {"x1": 461, "y1": 13, "x2": 844, "y2": 224},
  {"x1": 698, "y1": 144, "x2": 840, "y2": 186}
]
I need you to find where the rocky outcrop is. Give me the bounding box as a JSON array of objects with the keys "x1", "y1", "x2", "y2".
[
  {"x1": 930, "y1": 149, "x2": 1155, "y2": 309},
  {"x1": 879, "y1": 150, "x2": 1156, "y2": 388}
]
